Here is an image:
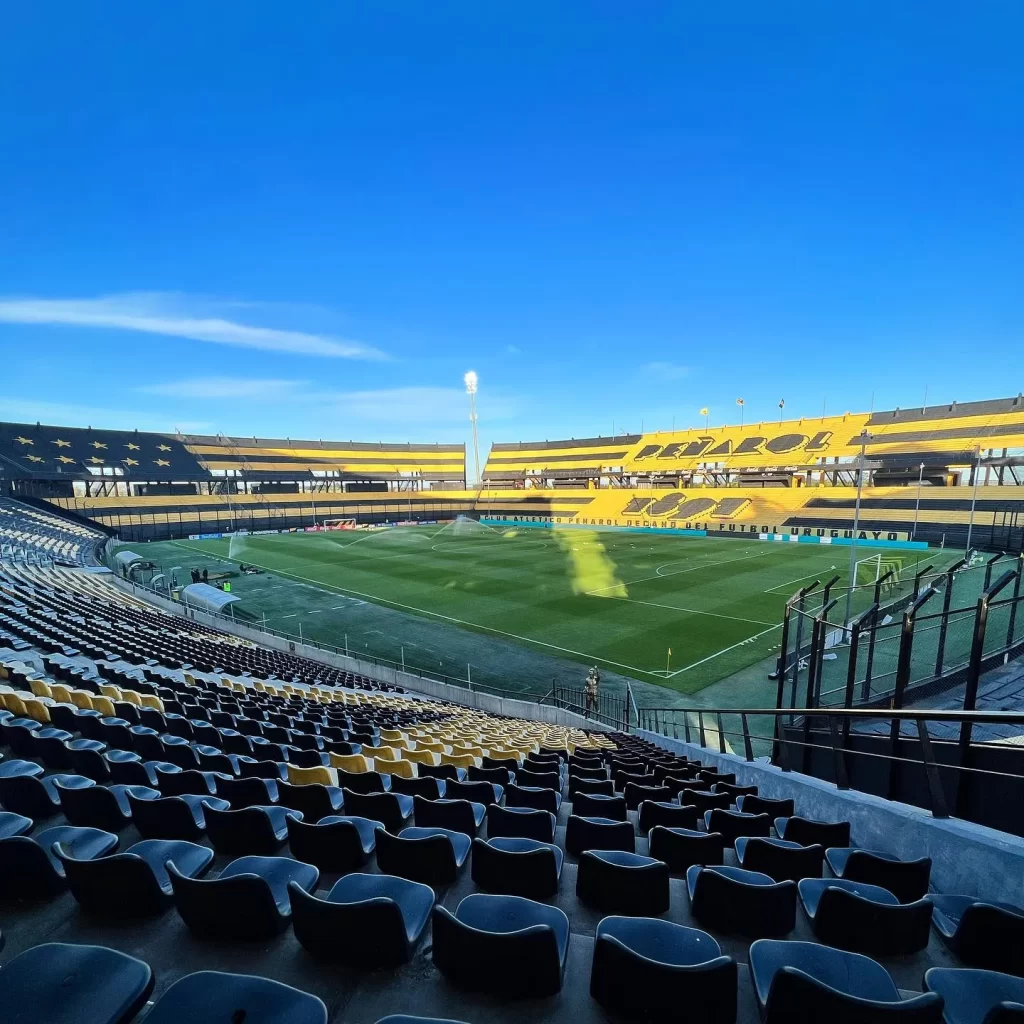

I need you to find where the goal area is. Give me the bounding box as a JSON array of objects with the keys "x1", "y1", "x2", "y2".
[{"x1": 321, "y1": 518, "x2": 357, "y2": 530}]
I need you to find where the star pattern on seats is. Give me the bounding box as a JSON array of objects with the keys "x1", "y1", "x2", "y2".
[
  {"x1": 125, "y1": 442, "x2": 140, "y2": 450},
  {"x1": 157, "y1": 444, "x2": 172, "y2": 451},
  {"x1": 123, "y1": 458, "x2": 139, "y2": 466},
  {"x1": 14, "y1": 436, "x2": 33, "y2": 445},
  {"x1": 57, "y1": 455, "x2": 76, "y2": 464},
  {"x1": 155, "y1": 458, "x2": 171, "y2": 466},
  {"x1": 87, "y1": 456, "x2": 105, "y2": 465},
  {"x1": 51, "y1": 438, "x2": 72, "y2": 448},
  {"x1": 25, "y1": 454, "x2": 44, "y2": 463},
  {"x1": 90, "y1": 441, "x2": 108, "y2": 449}
]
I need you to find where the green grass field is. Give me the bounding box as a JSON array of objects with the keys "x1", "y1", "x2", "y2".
[{"x1": 138, "y1": 523, "x2": 940, "y2": 696}]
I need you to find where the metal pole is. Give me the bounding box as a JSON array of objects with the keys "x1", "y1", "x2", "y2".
[
  {"x1": 912, "y1": 462, "x2": 925, "y2": 540},
  {"x1": 468, "y1": 391, "x2": 481, "y2": 487},
  {"x1": 966, "y1": 447, "x2": 982, "y2": 554},
  {"x1": 844, "y1": 431, "x2": 871, "y2": 628}
]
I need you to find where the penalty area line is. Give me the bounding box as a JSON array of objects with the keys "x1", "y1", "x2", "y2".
[{"x1": 664, "y1": 622, "x2": 782, "y2": 677}]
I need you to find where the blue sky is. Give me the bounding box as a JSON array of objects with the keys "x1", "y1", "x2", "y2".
[{"x1": 1, "y1": 3, "x2": 1021, "y2": 455}]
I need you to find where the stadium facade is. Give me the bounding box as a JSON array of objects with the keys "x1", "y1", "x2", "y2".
[{"x1": 2, "y1": 394, "x2": 1024, "y2": 550}]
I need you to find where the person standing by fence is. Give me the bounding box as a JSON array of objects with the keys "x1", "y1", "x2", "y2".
[{"x1": 585, "y1": 666, "x2": 601, "y2": 718}]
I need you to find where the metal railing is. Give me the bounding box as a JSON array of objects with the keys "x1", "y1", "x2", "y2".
[
  {"x1": 634, "y1": 705, "x2": 1024, "y2": 834},
  {"x1": 551, "y1": 684, "x2": 629, "y2": 731}
]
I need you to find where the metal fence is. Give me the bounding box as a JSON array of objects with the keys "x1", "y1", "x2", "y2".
[{"x1": 775, "y1": 553, "x2": 1024, "y2": 713}]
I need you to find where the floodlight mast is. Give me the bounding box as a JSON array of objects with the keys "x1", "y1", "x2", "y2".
[{"x1": 464, "y1": 371, "x2": 481, "y2": 487}]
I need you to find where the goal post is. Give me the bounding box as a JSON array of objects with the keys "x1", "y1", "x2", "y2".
[
  {"x1": 854, "y1": 552, "x2": 906, "y2": 590},
  {"x1": 321, "y1": 518, "x2": 357, "y2": 530}
]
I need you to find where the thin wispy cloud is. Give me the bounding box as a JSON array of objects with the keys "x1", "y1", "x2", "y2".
[
  {"x1": 506, "y1": 344, "x2": 521, "y2": 354},
  {"x1": 139, "y1": 377, "x2": 307, "y2": 400},
  {"x1": 0, "y1": 293, "x2": 388, "y2": 360},
  {"x1": 0, "y1": 398, "x2": 212, "y2": 434},
  {"x1": 642, "y1": 361, "x2": 690, "y2": 381}
]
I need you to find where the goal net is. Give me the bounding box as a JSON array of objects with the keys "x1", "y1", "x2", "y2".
[
  {"x1": 854, "y1": 552, "x2": 905, "y2": 589},
  {"x1": 321, "y1": 518, "x2": 357, "y2": 530}
]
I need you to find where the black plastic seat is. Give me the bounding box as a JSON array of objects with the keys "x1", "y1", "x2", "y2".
[
  {"x1": 930, "y1": 895, "x2": 1024, "y2": 976},
  {"x1": 624, "y1": 782, "x2": 672, "y2": 811},
  {"x1": 237, "y1": 755, "x2": 286, "y2": 780},
  {"x1": 569, "y1": 777, "x2": 615, "y2": 797},
  {"x1": 471, "y1": 837, "x2": 563, "y2": 898},
  {"x1": 577, "y1": 849, "x2": 670, "y2": 915},
  {"x1": 565, "y1": 814, "x2": 635, "y2": 855},
  {"x1": 156, "y1": 767, "x2": 220, "y2": 797},
  {"x1": 57, "y1": 837, "x2": 214, "y2": 916},
  {"x1": 286, "y1": 814, "x2": 381, "y2": 873},
  {"x1": 195, "y1": 746, "x2": 241, "y2": 776},
  {"x1": 615, "y1": 770, "x2": 657, "y2": 791},
  {"x1": 343, "y1": 790, "x2": 414, "y2": 833},
  {"x1": 568, "y1": 763, "x2": 606, "y2": 781},
  {"x1": 31, "y1": 727, "x2": 74, "y2": 768},
  {"x1": 160, "y1": 734, "x2": 201, "y2": 769},
  {"x1": 391, "y1": 774, "x2": 446, "y2": 799},
  {"x1": 485, "y1": 803, "x2": 555, "y2": 842},
  {"x1": 416, "y1": 763, "x2": 464, "y2": 783},
  {"x1": 68, "y1": 740, "x2": 113, "y2": 782},
  {"x1": 0, "y1": 810, "x2": 33, "y2": 838},
  {"x1": 736, "y1": 836, "x2": 825, "y2": 882},
  {"x1": 1, "y1": 718, "x2": 42, "y2": 757},
  {"x1": 591, "y1": 917, "x2": 737, "y2": 1022},
  {"x1": 337, "y1": 768, "x2": 392, "y2": 793},
  {"x1": 144, "y1": 970, "x2": 328, "y2": 1024},
  {"x1": 775, "y1": 815, "x2": 851, "y2": 848},
  {"x1": 127, "y1": 791, "x2": 230, "y2": 840},
  {"x1": 683, "y1": 788, "x2": 732, "y2": 814},
  {"x1": 699, "y1": 770, "x2": 736, "y2": 787},
  {"x1": 129, "y1": 725, "x2": 164, "y2": 760},
  {"x1": 170, "y1": 854, "x2": 319, "y2": 939},
  {"x1": 825, "y1": 848, "x2": 932, "y2": 903},
  {"x1": 799, "y1": 877, "x2": 933, "y2": 955},
  {"x1": 277, "y1": 780, "x2": 344, "y2": 820},
  {"x1": 704, "y1": 808, "x2": 771, "y2": 843},
  {"x1": 444, "y1": 779, "x2": 502, "y2": 805},
  {"x1": 749, "y1": 938, "x2": 944, "y2": 1023},
  {"x1": 0, "y1": 825, "x2": 118, "y2": 899},
  {"x1": 737, "y1": 793, "x2": 795, "y2": 818},
  {"x1": 639, "y1": 800, "x2": 699, "y2": 834},
  {"x1": 505, "y1": 783, "x2": 560, "y2": 813},
  {"x1": 0, "y1": 941, "x2": 154, "y2": 1024},
  {"x1": 572, "y1": 792, "x2": 628, "y2": 821},
  {"x1": 432, "y1": 893, "x2": 570, "y2": 997},
  {"x1": 291, "y1": 871, "x2": 435, "y2": 965},
  {"x1": 687, "y1": 865, "x2": 797, "y2": 936},
  {"x1": 0, "y1": 771, "x2": 94, "y2": 818},
  {"x1": 413, "y1": 795, "x2": 485, "y2": 835},
  {"x1": 215, "y1": 774, "x2": 279, "y2": 809},
  {"x1": 56, "y1": 782, "x2": 159, "y2": 832},
  {"x1": 205, "y1": 804, "x2": 301, "y2": 855},
  {"x1": 924, "y1": 968, "x2": 1024, "y2": 1024},
  {"x1": 516, "y1": 768, "x2": 560, "y2": 791},
  {"x1": 375, "y1": 826, "x2": 471, "y2": 888},
  {"x1": 0, "y1": 757, "x2": 44, "y2": 779},
  {"x1": 714, "y1": 781, "x2": 759, "y2": 800}
]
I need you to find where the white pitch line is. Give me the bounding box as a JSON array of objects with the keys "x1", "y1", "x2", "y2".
[
  {"x1": 608, "y1": 594, "x2": 777, "y2": 627},
  {"x1": 763, "y1": 566, "x2": 836, "y2": 594},
  {"x1": 664, "y1": 622, "x2": 782, "y2": 677},
  {"x1": 586, "y1": 548, "x2": 774, "y2": 595}
]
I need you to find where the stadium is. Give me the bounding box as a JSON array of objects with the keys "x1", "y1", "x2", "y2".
[{"x1": 1, "y1": 392, "x2": 1023, "y2": 1022}]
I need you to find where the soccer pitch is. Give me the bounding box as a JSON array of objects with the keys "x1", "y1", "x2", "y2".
[{"x1": 141, "y1": 524, "x2": 937, "y2": 695}]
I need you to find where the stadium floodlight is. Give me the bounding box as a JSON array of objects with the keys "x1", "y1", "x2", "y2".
[{"x1": 464, "y1": 371, "x2": 481, "y2": 487}]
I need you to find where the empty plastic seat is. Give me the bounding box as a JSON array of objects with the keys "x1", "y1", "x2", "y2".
[
  {"x1": 291, "y1": 872, "x2": 435, "y2": 965},
  {"x1": 444, "y1": 779, "x2": 502, "y2": 805},
  {"x1": 714, "y1": 781, "x2": 758, "y2": 800},
  {"x1": 390, "y1": 774, "x2": 446, "y2": 800},
  {"x1": 56, "y1": 782, "x2": 159, "y2": 832},
  {"x1": 67, "y1": 740, "x2": 112, "y2": 781},
  {"x1": 0, "y1": 825, "x2": 118, "y2": 898},
  {"x1": 516, "y1": 768, "x2": 560, "y2": 790},
  {"x1": 683, "y1": 788, "x2": 732, "y2": 814},
  {"x1": 1, "y1": 717, "x2": 42, "y2": 757},
  {"x1": 0, "y1": 810, "x2": 33, "y2": 838},
  {"x1": 286, "y1": 815, "x2": 381, "y2": 873},
  {"x1": 468, "y1": 765, "x2": 513, "y2": 788},
  {"x1": 277, "y1": 779, "x2": 344, "y2": 820},
  {"x1": 749, "y1": 939, "x2": 944, "y2": 1022},
  {"x1": 0, "y1": 942, "x2": 154, "y2": 1024},
  {"x1": 170, "y1": 854, "x2": 319, "y2": 939},
  {"x1": 471, "y1": 837, "x2": 563, "y2": 899},
  {"x1": 577, "y1": 850, "x2": 671, "y2": 915},
  {"x1": 624, "y1": 782, "x2": 672, "y2": 811},
  {"x1": 215, "y1": 774, "x2": 279, "y2": 809},
  {"x1": 157, "y1": 767, "x2": 220, "y2": 797},
  {"x1": 699, "y1": 770, "x2": 736, "y2": 787},
  {"x1": 924, "y1": 968, "x2": 1024, "y2": 1024},
  {"x1": 569, "y1": 777, "x2": 615, "y2": 797},
  {"x1": 413, "y1": 795, "x2": 485, "y2": 835},
  {"x1": 505, "y1": 783, "x2": 560, "y2": 814},
  {"x1": 774, "y1": 815, "x2": 851, "y2": 848},
  {"x1": 335, "y1": 768, "x2": 392, "y2": 794},
  {"x1": 825, "y1": 848, "x2": 932, "y2": 904},
  {"x1": 205, "y1": 804, "x2": 300, "y2": 855},
  {"x1": 639, "y1": 799, "x2": 699, "y2": 834},
  {"x1": 432, "y1": 894, "x2": 570, "y2": 997},
  {"x1": 565, "y1": 814, "x2": 636, "y2": 856},
  {"x1": 31, "y1": 727, "x2": 74, "y2": 768},
  {"x1": 737, "y1": 793, "x2": 795, "y2": 818},
  {"x1": 735, "y1": 836, "x2": 825, "y2": 882},
  {"x1": 704, "y1": 808, "x2": 772, "y2": 843},
  {"x1": 485, "y1": 804, "x2": 555, "y2": 843},
  {"x1": 343, "y1": 790, "x2": 413, "y2": 833},
  {"x1": 375, "y1": 826, "x2": 471, "y2": 888},
  {"x1": 0, "y1": 770, "x2": 94, "y2": 819},
  {"x1": 143, "y1": 970, "x2": 328, "y2": 1024},
  {"x1": 126, "y1": 791, "x2": 230, "y2": 841},
  {"x1": 572, "y1": 791, "x2": 628, "y2": 821},
  {"x1": 57, "y1": 837, "x2": 214, "y2": 916},
  {"x1": 930, "y1": 895, "x2": 1024, "y2": 976},
  {"x1": 591, "y1": 917, "x2": 737, "y2": 1023},
  {"x1": 799, "y1": 877, "x2": 933, "y2": 956},
  {"x1": 687, "y1": 865, "x2": 797, "y2": 937}
]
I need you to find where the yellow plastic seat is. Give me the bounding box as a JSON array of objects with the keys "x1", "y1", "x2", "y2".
[
  {"x1": 28, "y1": 679, "x2": 52, "y2": 699},
  {"x1": 140, "y1": 694, "x2": 164, "y2": 712},
  {"x1": 450, "y1": 745, "x2": 485, "y2": 758},
  {"x1": 362, "y1": 745, "x2": 400, "y2": 762},
  {"x1": 386, "y1": 759, "x2": 418, "y2": 779},
  {"x1": 183, "y1": 673, "x2": 197, "y2": 686},
  {"x1": 403, "y1": 748, "x2": 441, "y2": 767},
  {"x1": 98, "y1": 683, "x2": 122, "y2": 700},
  {"x1": 417, "y1": 740, "x2": 449, "y2": 754},
  {"x1": 69, "y1": 690, "x2": 95, "y2": 711},
  {"x1": 119, "y1": 690, "x2": 143, "y2": 707},
  {"x1": 49, "y1": 683, "x2": 74, "y2": 704},
  {"x1": 440, "y1": 752, "x2": 480, "y2": 770},
  {"x1": 328, "y1": 753, "x2": 371, "y2": 774},
  {"x1": 286, "y1": 764, "x2": 339, "y2": 787},
  {"x1": 4, "y1": 693, "x2": 28, "y2": 717},
  {"x1": 21, "y1": 698, "x2": 51, "y2": 724},
  {"x1": 252, "y1": 680, "x2": 267, "y2": 692},
  {"x1": 379, "y1": 729, "x2": 404, "y2": 743},
  {"x1": 91, "y1": 696, "x2": 117, "y2": 717}
]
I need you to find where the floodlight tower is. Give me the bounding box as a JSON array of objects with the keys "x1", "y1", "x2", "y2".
[{"x1": 464, "y1": 370, "x2": 481, "y2": 487}]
